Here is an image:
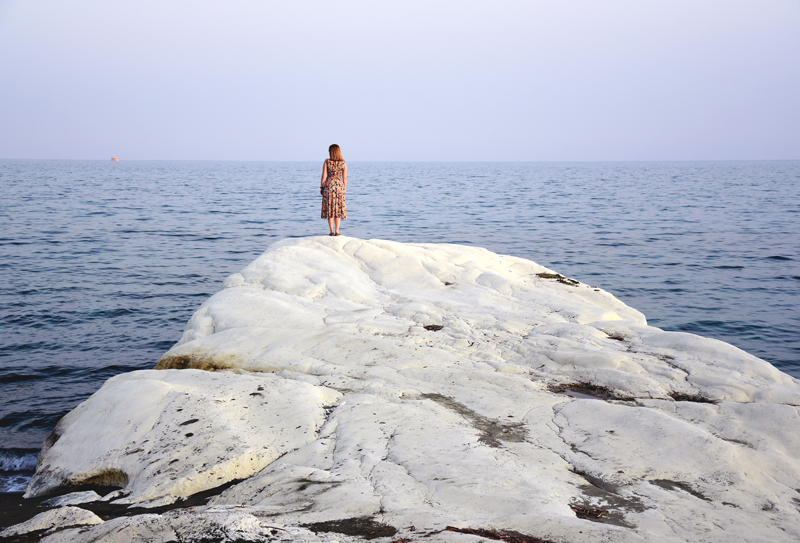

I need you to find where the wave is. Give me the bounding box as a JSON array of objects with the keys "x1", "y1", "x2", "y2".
[
  {"x1": 0, "y1": 449, "x2": 38, "y2": 493},
  {"x1": 0, "y1": 448, "x2": 39, "y2": 472}
]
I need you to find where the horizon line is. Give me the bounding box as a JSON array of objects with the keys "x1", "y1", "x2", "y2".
[{"x1": 2, "y1": 157, "x2": 799, "y2": 163}]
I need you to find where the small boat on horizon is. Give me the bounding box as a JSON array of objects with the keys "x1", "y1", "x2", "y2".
[{"x1": 111, "y1": 157, "x2": 119, "y2": 161}]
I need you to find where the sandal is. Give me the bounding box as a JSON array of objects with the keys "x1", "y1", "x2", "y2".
[
  {"x1": 335, "y1": 232, "x2": 340, "y2": 236},
  {"x1": 329, "y1": 233, "x2": 335, "y2": 236}
]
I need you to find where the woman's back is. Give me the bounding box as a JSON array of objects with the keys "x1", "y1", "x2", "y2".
[
  {"x1": 321, "y1": 145, "x2": 347, "y2": 234},
  {"x1": 325, "y1": 159, "x2": 345, "y2": 180}
]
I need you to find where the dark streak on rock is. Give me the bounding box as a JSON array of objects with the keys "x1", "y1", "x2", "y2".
[
  {"x1": 292, "y1": 476, "x2": 341, "y2": 494},
  {"x1": 572, "y1": 469, "x2": 621, "y2": 495},
  {"x1": 423, "y1": 325, "x2": 443, "y2": 331},
  {"x1": 155, "y1": 353, "x2": 233, "y2": 371},
  {"x1": 548, "y1": 383, "x2": 625, "y2": 401},
  {"x1": 41, "y1": 422, "x2": 63, "y2": 455},
  {"x1": 179, "y1": 418, "x2": 199, "y2": 426},
  {"x1": 669, "y1": 392, "x2": 716, "y2": 404},
  {"x1": 78, "y1": 469, "x2": 129, "y2": 490},
  {"x1": 570, "y1": 505, "x2": 609, "y2": 519},
  {"x1": 650, "y1": 479, "x2": 710, "y2": 501},
  {"x1": 536, "y1": 272, "x2": 580, "y2": 287},
  {"x1": 425, "y1": 526, "x2": 555, "y2": 543},
  {"x1": 302, "y1": 517, "x2": 397, "y2": 540},
  {"x1": 421, "y1": 393, "x2": 526, "y2": 447},
  {"x1": 570, "y1": 469, "x2": 644, "y2": 528}
]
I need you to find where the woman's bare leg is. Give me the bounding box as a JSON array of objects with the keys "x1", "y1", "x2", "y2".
[
  {"x1": 327, "y1": 218, "x2": 335, "y2": 235},
  {"x1": 334, "y1": 218, "x2": 341, "y2": 234}
]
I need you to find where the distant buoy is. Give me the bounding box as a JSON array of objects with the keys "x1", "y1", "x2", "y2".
[{"x1": 111, "y1": 157, "x2": 119, "y2": 161}]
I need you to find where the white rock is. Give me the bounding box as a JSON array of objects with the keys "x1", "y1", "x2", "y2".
[
  {"x1": 99, "y1": 489, "x2": 127, "y2": 501},
  {"x1": 158, "y1": 237, "x2": 796, "y2": 404},
  {"x1": 0, "y1": 506, "x2": 103, "y2": 537},
  {"x1": 125, "y1": 493, "x2": 182, "y2": 508},
  {"x1": 39, "y1": 509, "x2": 369, "y2": 543},
  {"x1": 29, "y1": 237, "x2": 800, "y2": 543},
  {"x1": 26, "y1": 369, "x2": 340, "y2": 504},
  {"x1": 41, "y1": 490, "x2": 102, "y2": 507},
  {"x1": 39, "y1": 514, "x2": 173, "y2": 543}
]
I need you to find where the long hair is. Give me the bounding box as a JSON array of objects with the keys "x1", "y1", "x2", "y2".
[{"x1": 329, "y1": 144, "x2": 344, "y2": 161}]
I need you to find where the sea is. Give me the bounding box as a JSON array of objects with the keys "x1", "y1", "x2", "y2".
[{"x1": 1, "y1": 160, "x2": 799, "y2": 493}]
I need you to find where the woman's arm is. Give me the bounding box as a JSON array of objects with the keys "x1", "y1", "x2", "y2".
[
  {"x1": 343, "y1": 163, "x2": 347, "y2": 191},
  {"x1": 320, "y1": 161, "x2": 327, "y2": 194}
]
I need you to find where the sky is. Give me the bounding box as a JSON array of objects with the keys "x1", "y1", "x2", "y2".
[{"x1": 0, "y1": 0, "x2": 798, "y2": 161}]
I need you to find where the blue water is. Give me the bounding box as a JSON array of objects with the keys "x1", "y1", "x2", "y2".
[{"x1": 1, "y1": 160, "x2": 799, "y2": 490}]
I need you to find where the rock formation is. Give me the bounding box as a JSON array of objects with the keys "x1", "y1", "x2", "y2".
[
  {"x1": 15, "y1": 237, "x2": 800, "y2": 542},
  {"x1": 0, "y1": 506, "x2": 103, "y2": 538}
]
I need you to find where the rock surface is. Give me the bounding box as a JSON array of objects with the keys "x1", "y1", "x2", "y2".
[
  {"x1": 0, "y1": 506, "x2": 103, "y2": 537},
  {"x1": 26, "y1": 369, "x2": 340, "y2": 504},
  {"x1": 23, "y1": 237, "x2": 800, "y2": 542},
  {"x1": 41, "y1": 490, "x2": 102, "y2": 507},
  {"x1": 39, "y1": 509, "x2": 371, "y2": 543}
]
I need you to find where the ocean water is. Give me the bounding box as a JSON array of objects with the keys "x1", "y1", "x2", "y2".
[{"x1": 1, "y1": 160, "x2": 799, "y2": 492}]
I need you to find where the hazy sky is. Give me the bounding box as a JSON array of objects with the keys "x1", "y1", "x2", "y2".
[{"x1": 1, "y1": 1, "x2": 798, "y2": 161}]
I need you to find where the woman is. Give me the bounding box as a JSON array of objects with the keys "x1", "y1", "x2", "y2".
[{"x1": 320, "y1": 144, "x2": 347, "y2": 236}]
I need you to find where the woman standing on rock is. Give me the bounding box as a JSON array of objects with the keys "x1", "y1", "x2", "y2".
[{"x1": 320, "y1": 144, "x2": 347, "y2": 236}]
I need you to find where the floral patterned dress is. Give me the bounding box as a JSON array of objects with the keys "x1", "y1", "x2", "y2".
[{"x1": 321, "y1": 159, "x2": 347, "y2": 219}]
